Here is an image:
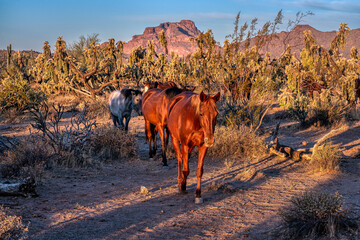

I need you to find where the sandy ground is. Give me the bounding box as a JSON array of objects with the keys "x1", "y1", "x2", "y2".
[{"x1": 1, "y1": 113, "x2": 360, "y2": 240}]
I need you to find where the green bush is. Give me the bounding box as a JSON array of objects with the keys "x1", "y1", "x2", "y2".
[
  {"x1": 309, "y1": 90, "x2": 349, "y2": 127},
  {"x1": 0, "y1": 77, "x2": 46, "y2": 111},
  {"x1": 279, "y1": 90, "x2": 309, "y2": 124}
]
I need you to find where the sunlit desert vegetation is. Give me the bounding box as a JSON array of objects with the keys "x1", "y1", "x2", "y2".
[{"x1": 0, "y1": 10, "x2": 359, "y2": 239}]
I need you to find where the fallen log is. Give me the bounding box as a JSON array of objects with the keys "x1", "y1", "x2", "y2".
[
  {"x1": 0, "y1": 178, "x2": 38, "y2": 197},
  {"x1": 267, "y1": 123, "x2": 348, "y2": 161},
  {"x1": 269, "y1": 136, "x2": 312, "y2": 161}
]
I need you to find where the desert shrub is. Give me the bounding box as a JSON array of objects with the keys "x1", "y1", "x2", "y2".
[
  {"x1": 277, "y1": 191, "x2": 359, "y2": 239},
  {"x1": 309, "y1": 141, "x2": 340, "y2": 173},
  {"x1": 30, "y1": 103, "x2": 97, "y2": 168},
  {"x1": 86, "y1": 125, "x2": 138, "y2": 162},
  {"x1": 0, "y1": 206, "x2": 28, "y2": 240},
  {"x1": 84, "y1": 98, "x2": 110, "y2": 120},
  {"x1": 347, "y1": 104, "x2": 360, "y2": 121},
  {"x1": 30, "y1": 102, "x2": 137, "y2": 168},
  {"x1": 309, "y1": 90, "x2": 349, "y2": 127},
  {"x1": 219, "y1": 95, "x2": 271, "y2": 131},
  {"x1": 279, "y1": 90, "x2": 309, "y2": 124},
  {"x1": 208, "y1": 125, "x2": 267, "y2": 161},
  {"x1": 0, "y1": 77, "x2": 46, "y2": 112},
  {"x1": 0, "y1": 135, "x2": 50, "y2": 182}
]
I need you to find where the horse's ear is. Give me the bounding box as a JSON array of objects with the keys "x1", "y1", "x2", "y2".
[
  {"x1": 200, "y1": 91, "x2": 207, "y2": 102},
  {"x1": 212, "y1": 92, "x2": 220, "y2": 102}
]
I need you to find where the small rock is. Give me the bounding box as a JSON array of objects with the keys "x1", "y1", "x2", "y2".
[
  {"x1": 140, "y1": 186, "x2": 149, "y2": 194},
  {"x1": 301, "y1": 141, "x2": 307, "y2": 146}
]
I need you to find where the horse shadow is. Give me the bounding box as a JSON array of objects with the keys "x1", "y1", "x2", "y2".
[{"x1": 31, "y1": 154, "x2": 302, "y2": 240}]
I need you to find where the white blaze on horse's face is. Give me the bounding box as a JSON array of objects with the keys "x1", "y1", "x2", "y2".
[
  {"x1": 199, "y1": 92, "x2": 220, "y2": 148},
  {"x1": 199, "y1": 104, "x2": 218, "y2": 147},
  {"x1": 144, "y1": 85, "x2": 149, "y2": 93}
]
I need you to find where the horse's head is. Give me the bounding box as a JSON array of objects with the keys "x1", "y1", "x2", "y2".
[
  {"x1": 143, "y1": 81, "x2": 159, "y2": 93},
  {"x1": 198, "y1": 91, "x2": 220, "y2": 147},
  {"x1": 132, "y1": 90, "x2": 143, "y2": 115}
]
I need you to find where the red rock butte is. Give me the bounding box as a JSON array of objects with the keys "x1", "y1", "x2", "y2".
[{"x1": 123, "y1": 20, "x2": 201, "y2": 57}]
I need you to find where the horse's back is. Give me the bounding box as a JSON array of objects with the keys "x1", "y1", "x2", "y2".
[
  {"x1": 168, "y1": 91, "x2": 197, "y2": 115},
  {"x1": 109, "y1": 89, "x2": 131, "y2": 117},
  {"x1": 143, "y1": 87, "x2": 186, "y2": 125},
  {"x1": 157, "y1": 81, "x2": 177, "y2": 90}
]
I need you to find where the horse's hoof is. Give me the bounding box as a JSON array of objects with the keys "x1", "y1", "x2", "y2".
[
  {"x1": 178, "y1": 189, "x2": 187, "y2": 195},
  {"x1": 162, "y1": 165, "x2": 170, "y2": 170},
  {"x1": 195, "y1": 197, "x2": 203, "y2": 204}
]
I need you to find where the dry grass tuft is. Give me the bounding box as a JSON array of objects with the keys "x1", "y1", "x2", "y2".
[
  {"x1": 206, "y1": 181, "x2": 237, "y2": 193},
  {"x1": 0, "y1": 135, "x2": 50, "y2": 182},
  {"x1": 208, "y1": 125, "x2": 267, "y2": 161},
  {"x1": 277, "y1": 191, "x2": 359, "y2": 239},
  {"x1": 234, "y1": 167, "x2": 258, "y2": 181},
  {"x1": 84, "y1": 98, "x2": 110, "y2": 121},
  {"x1": 0, "y1": 206, "x2": 28, "y2": 240},
  {"x1": 87, "y1": 125, "x2": 138, "y2": 162},
  {"x1": 309, "y1": 141, "x2": 340, "y2": 173}
]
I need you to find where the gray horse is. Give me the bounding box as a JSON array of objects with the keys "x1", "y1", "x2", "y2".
[{"x1": 108, "y1": 88, "x2": 142, "y2": 131}]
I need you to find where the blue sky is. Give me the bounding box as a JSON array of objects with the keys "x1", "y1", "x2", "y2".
[{"x1": 1, "y1": 0, "x2": 360, "y2": 51}]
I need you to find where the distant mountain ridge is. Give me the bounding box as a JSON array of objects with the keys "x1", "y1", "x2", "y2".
[
  {"x1": 256, "y1": 24, "x2": 360, "y2": 58},
  {"x1": 123, "y1": 20, "x2": 360, "y2": 59}
]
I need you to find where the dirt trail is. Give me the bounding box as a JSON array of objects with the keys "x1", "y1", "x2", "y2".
[{"x1": 1, "y1": 116, "x2": 360, "y2": 239}]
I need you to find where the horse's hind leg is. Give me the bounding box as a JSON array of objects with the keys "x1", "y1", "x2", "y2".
[
  {"x1": 145, "y1": 120, "x2": 156, "y2": 159},
  {"x1": 151, "y1": 124, "x2": 157, "y2": 156},
  {"x1": 111, "y1": 113, "x2": 118, "y2": 127},
  {"x1": 124, "y1": 115, "x2": 131, "y2": 131},
  {"x1": 157, "y1": 124, "x2": 168, "y2": 167}
]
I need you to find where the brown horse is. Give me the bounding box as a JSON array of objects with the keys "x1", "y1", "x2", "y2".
[
  {"x1": 142, "y1": 86, "x2": 186, "y2": 167},
  {"x1": 167, "y1": 91, "x2": 220, "y2": 203},
  {"x1": 157, "y1": 81, "x2": 177, "y2": 90},
  {"x1": 143, "y1": 81, "x2": 177, "y2": 93},
  {"x1": 301, "y1": 78, "x2": 327, "y2": 98}
]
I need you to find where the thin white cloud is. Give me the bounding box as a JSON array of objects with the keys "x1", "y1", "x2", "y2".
[
  {"x1": 115, "y1": 12, "x2": 236, "y2": 22},
  {"x1": 288, "y1": 0, "x2": 360, "y2": 14}
]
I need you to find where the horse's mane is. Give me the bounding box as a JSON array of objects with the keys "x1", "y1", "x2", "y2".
[
  {"x1": 132, "y1": 89, "x2": 142, "y2": 95},
  {"x1": 120, "y1": 88, "x2": 132, "y2": 98},
  {"x1": 120, "y1": 88, "x2": 142, "y2": 98},
  {"x1": 164, "y1": 87, "x2": 184, "y2": 99}
]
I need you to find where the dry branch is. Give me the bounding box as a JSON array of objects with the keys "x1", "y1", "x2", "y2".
[{"x1": 0, "y1": 136, "x2": 19, "y2": 153}]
